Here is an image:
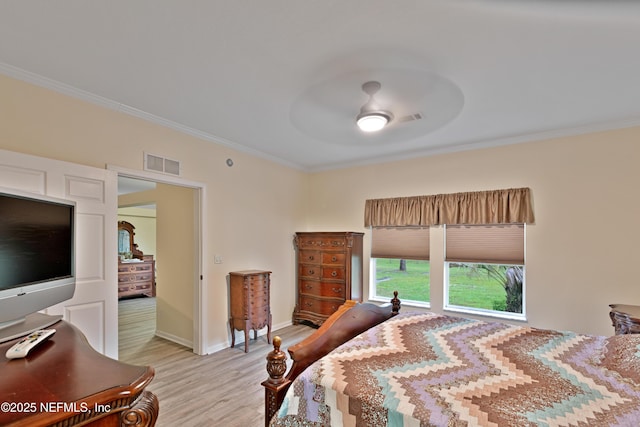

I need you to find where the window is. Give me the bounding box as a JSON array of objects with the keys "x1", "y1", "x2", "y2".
[
  {"x1": 370, "y1": 227, "x2": 430, "y2": 305},
  {"x1": 445, "y1": 224, "x2": 525, "y2": 319},
  {"x1": 365, "y1": 188, "x2": 532, "y2": 318}
]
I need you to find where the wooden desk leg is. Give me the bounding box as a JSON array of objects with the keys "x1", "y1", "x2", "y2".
[{"x1": 121, "y1": 390, "x2": 159, "y2": 427}]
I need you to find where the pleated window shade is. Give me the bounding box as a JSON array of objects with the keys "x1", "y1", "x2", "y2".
[
  {"x1": 371, "y1": 227, "x2": 430, "y2": 260},
  {"x1": 445, "y1": 224, "x2": 524, "y2": 264}
]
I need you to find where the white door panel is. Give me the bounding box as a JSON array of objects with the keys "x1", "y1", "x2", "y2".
[
  {"x1": 75, "y1": 213, "x2": 106, "y2": 281},
  {"x1": 63, "y1": 300, "x2": 106, "y2": 353},
  {"x1": 0, "y1": 164, "x2": 46, "y2": 193},
  {"x1": 0, "y1": 149, "x2": 118, "y2": 358}
]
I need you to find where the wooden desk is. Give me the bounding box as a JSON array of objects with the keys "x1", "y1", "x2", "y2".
[
  {"x1": 0, "y1": 321, "x2": 158, "y2": 426},
  {"x1": 609, "y1": 304, "x2": 640, "y2": 335}
]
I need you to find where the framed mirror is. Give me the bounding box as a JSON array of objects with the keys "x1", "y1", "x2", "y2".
[{"x1": 118, "y1": 221, "x2": 143, "y2": 260}]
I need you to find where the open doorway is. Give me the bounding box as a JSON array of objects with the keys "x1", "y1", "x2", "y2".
[
  {"x1": 111, "y1": 165, "x2": 207, "y2": 359},
  {"x1": 117, "y1": 177, "x2": 158, "y2": 362}
]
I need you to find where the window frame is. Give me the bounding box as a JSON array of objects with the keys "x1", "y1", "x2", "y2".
[
  {"x1": 369, "y1": 226, "x2": 431, "y2": 307},
  {"x1": 444, "y1": 262, "x2": 526, "y2": 321},
  {"x1": 370, "y1": 257, "x2": 431, "y2": 308},
  {"x1": 443, "y1": 224, "x2": 527, "y2": 321},
  {"x1": 368, "y1": 224, "x2": 528, "y2": 321}
]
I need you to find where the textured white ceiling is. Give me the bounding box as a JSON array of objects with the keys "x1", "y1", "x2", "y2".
[
  {"x1": 117, "y1": 176, "x2": 156, "y2": 196},
  {"x1": 1, "y1": 1, "x2": 639, "y2": 171}
]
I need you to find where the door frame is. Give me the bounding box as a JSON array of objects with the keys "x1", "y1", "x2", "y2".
[{"x1": 108, "y1": 165, "x2": 208, "y2": 355}]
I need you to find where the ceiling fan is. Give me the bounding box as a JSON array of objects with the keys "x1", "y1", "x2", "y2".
[
  {"x1": 355, "y1": 81, "x2": 394, "y2": 132},
  {"x1": 355, "y1": 81, "x2": 425, "y2": 133},
  {"x1": 289, "y1": 68, "x2": 461, "y2": 146}
]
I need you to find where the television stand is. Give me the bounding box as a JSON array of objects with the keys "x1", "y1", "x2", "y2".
[
  {"x1": 0, "y1": 312, "x2": 62, "y2": 343},
  {"x1": 0, "y1": 320, "x2": 158, "y2": 426}
]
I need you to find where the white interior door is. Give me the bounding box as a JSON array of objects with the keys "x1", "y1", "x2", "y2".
[{"x1": 0, "y1": 149, "x2": 118, "y2": 358}]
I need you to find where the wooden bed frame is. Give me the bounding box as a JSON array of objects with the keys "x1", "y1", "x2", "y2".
[{"x1": 262, "y1": 292, "x2": 401, "y2": 426}]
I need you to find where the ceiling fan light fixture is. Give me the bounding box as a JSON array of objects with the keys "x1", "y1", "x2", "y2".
[
  {"x1": 356, "y1": 80, "x2": 393, "y2": 132},
  {"x1": 356, "y1": 111, "x2": 393, "y2": 132}
]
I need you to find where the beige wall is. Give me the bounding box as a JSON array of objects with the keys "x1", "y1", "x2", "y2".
[
  {"x1": 305, "y1": 129, "x2": 640, "y2": 336},
  {"x1": 2, "y1": 72, "x2": 638, "y2": 343},
  {"x1": 0, "y1": 74, "x2": 307, "y2": 351},
  {"x1": 153, "y1": 183, "x2": 196, "y2": 342}
]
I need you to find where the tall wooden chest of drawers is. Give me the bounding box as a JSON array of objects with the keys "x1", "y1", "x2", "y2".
[
  {"x1": 117, "y1": 259, "x2": 156, "y2": 298},
  {"x1": 293, "y1": 232, "x2": 364, "y2": 326},
  {"x1": 229, "y1": 270, "x2": 272, "y2": 352}
]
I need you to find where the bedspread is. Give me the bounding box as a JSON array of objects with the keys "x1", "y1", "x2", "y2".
[{"x1": 271, "y1": 311, "x2": 640, "y2": 426}]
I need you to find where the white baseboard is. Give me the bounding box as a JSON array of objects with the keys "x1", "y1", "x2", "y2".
[
  {"x1": 205, "y1": 319, "x2": 294, "y2": 355},
  {"x1": 155, "y1": 330, "x2": 193, "y2": 349}
]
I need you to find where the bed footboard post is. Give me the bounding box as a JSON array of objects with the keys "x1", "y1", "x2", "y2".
[
  {"x1": 391, "y1": 290, "x2": 401, "y2": 315},
  {"x1": 261, "y1": 336, "x2": 291, "y2": 427}
]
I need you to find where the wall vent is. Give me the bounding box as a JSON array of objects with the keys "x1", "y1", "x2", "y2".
[
  {"x1": 144, "y1": 153, "x2": 181, "y2": 176},
  {"x1": 397, "y1": 112, "x2": 424, "y2": 123}
]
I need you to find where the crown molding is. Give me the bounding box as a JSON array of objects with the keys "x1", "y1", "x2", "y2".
[
  {"x1": 307, "y1": 117, "x2": 640, "y2": 172},
  {"x1": 3, "y1": 61, "x2": 639, "y2": 174},
  {"x1": 0, "y1": 62, "x2": 304, "y2": 171}
]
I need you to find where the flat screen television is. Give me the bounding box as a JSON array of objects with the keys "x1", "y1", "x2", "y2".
[{"x1": 0, "y1": 188, "x2": 76, "y2": 342}]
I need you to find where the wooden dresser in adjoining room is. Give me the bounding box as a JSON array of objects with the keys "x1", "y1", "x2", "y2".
[
  {"x1": 117, "y1": 257, "x2": 156, "y2": 298},
  {"x1": 117, "y1": 220, "x2": 156, "y2": 299},
  {"x1": 293, "y1": 231, "x2": 364, "y2": 327}
]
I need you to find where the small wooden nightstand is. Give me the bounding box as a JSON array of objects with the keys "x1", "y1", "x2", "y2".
[
  {"x1": 229, "y1": 270, "x2": 272, "y2": 352},
  {"x1": 609, "y1": 304, "x2": 640, "y2": 335}
]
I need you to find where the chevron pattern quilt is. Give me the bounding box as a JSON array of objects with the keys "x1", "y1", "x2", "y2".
[{"x1": 271, "y1": 311, "x2": 640, "y2": 426}]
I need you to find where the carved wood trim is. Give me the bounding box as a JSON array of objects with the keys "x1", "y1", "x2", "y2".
[
  {"x1": 610, "y1": 304, "x2": 640, "y2": 335},
  {"x1": 121, "y1": 390, "x2": 159, "y2": 427}
]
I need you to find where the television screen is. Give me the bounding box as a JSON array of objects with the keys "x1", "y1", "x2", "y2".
[
  {"x1": 0, "y1": 189, "x2": 76, "y2": 342},
  {"x1": 0, "y1": 194, "x2": 74, "y2": 291}
]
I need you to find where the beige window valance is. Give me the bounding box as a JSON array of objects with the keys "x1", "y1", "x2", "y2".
[{"x1": 364, "y1": 187, "x2": 534, "y2": 227}]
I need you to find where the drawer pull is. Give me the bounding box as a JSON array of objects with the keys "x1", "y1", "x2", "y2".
[
  {"x1": 308, "y1": 269, "x2": 315, "y2": 275},
  {"x1": 331, "y1": 271, "x2": 337, "y2": 277},
  {"x1": 332, "y1": 287, "x2": 341, "y2": 294},
  {"x1": 331, "y1": 256, "x2": 337, "y2": 262},
  {"x1": 305, "y1": 302, "x2": 313, "y2": 307},
  {"x1": 308, "y1": 255, "x2": 314, "y2": 260},
  {"x1": 305, "y1": 284, "x2": 313, "y2": 290}
]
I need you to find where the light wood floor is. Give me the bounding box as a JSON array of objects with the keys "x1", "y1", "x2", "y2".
[{"x1": 118, "y1": 297, "x2": 314, "y2": 427}]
